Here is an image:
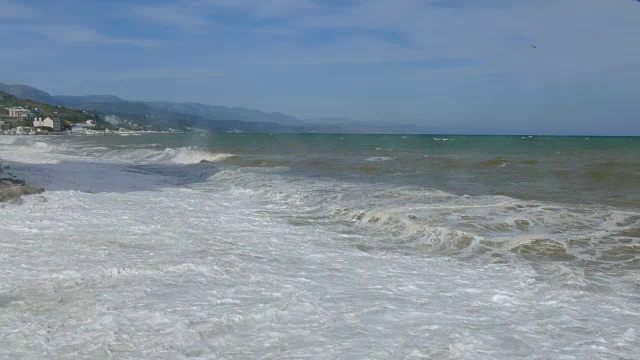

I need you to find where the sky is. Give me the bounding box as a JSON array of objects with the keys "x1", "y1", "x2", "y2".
[{"x1": 1, "y1": 0, "x2": 639, "y2": 134}]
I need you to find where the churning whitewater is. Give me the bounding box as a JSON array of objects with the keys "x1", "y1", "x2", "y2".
[{"x1": 0, "y1": 134, "x2": 638, "y2": 358}]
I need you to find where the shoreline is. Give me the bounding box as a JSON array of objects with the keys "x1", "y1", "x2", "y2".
[{"x1": 0, "y1": 162, "x2": 44, "y2": 203}]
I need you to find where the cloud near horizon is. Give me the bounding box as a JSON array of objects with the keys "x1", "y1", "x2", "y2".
[{"x1": 1, "y1": 0, "x2": 639, "y2": 134}]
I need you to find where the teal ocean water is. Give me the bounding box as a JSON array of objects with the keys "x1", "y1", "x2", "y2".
[
  {"x1": 84, "y1": 133, "x2": 640, "y2": 206},
  {"x1": 0, "y1": 134, "x2": 638, "y2": 358}
]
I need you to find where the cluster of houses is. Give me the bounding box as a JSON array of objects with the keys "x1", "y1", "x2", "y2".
[
  {"x1": 1, "y1": 107, "x2": 98, "y2": 134},
  {"x1": 1, "y1": 107, "x2": 33, "y2": 132},
  {"x1": 0, "y1": 106, "x2": 32, "y2": 128},
  {"x1": 104, "y1": 114, "x2": 143, "y2": 129}
]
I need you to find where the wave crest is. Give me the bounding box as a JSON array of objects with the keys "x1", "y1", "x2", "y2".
[{"x1": 165, "y1": 147, "x2": 236, "y2": 165}]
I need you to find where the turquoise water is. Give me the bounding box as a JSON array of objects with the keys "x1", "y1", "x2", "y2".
[{"x1": 76, "y1": 134, "x2": 640, "y2": 207}]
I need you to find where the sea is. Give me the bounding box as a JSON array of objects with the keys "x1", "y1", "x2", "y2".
[{"x1": 0, "y1": 133, "x2": 638, "y2": 359}]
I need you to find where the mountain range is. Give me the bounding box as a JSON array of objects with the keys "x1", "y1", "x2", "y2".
[{"x1": 0, "y1": 81, "x2": 421, "y2": 133}]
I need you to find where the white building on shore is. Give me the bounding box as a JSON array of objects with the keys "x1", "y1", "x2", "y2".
[{"x1": 33, "y1": 117, "x2": 62, "y2": 131}]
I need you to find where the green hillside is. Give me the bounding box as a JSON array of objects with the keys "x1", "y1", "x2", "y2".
[{"x1": 0, "y1": 91, "x2": 103, "y2": 128}]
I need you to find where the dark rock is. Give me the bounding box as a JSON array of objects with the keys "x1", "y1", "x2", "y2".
[{"x1": 0, "y1": 184, "x2": 44, "y2": 202}]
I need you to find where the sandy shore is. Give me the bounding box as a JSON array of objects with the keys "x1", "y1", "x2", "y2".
[{"x1": 0, "y1": 163, "x2": 44, "y2": 202}]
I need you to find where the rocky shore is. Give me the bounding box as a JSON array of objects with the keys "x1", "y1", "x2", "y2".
[{"x1": 0, "y1": 163, "x2": 44, "y2": 202}]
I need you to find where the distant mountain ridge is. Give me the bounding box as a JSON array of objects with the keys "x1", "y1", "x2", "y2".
[
  {"x1": 69, "y1": 101, "x2": 295, "y2": 133},
  {"x1": 143, "y1": 101, "x2": 303, "y2": 126},
  {"x1": 0, "y1": 82, "x2": 304, "y2": 126},
  {"x1": 54, "y1": 95, "x2": 127, "y2": 105},
  {"x1": 0, "y1": 82, "x2": 62, "y2": 105},
  {"x1": 0, "y1": 81, "x2": 427, "y2": 134},
  {"x1": 50, "y1": 96, "x2": 302, "y2": 125},
  {"x1": 52, "y1": 95, "x2": 303, "y2": 126}
]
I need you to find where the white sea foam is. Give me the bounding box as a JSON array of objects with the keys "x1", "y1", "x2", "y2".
[
  {"x1": 207, "y1": 167, "x2": 639, "y2": 266},
  {"x1": 0, "y1": 139, "x2": 68, "y2": 164},
  {"x1": 1, "y1": 136, "x2": 236, "y2": 166},
  {"x1": 0, "y1": 190, "x2": 559, "y2": 357},
  {"x1": 98, "y1": 147, "x2": 236, "y2": 165},
  {"x1": 0, "y1": 135, "x2": 638, "y2": 358},
  {"x1": 166, "y1": 147, "x2": 236, "y2": 165},
  {"x1": 0, "y1": 135, "x2": 18, "y2": 145},
  {"x1": 364, "y1": 156, "x2": 395, "y2": 162}
]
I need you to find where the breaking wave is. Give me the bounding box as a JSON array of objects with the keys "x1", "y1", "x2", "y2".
[
  {"x1": 206, "y1": 167, "x2": 640, "y2": 267},
  {"x1": 166, "y1": 147, "x2": 237, "y2": 165}
]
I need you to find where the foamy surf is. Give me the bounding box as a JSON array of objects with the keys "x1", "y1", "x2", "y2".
[
  {"x1": 166, "y1": 147, "x2": 236, "y2": 165},
  {"x1": 0, "y1": 133, "x2": 638, "y2": 359},
  {"x1": 99, "y1": 146, "x2": 236, "y2": 165},
  {"x1": 364, "y1": 156, "x2": 395, "y2": 162}
]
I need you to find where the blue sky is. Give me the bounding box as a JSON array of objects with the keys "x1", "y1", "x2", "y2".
[{"x1": 1, "y1": 0, "x2": 639, "y2": 134}]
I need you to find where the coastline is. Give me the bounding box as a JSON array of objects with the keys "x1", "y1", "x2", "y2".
[{"x1": 0, "y1": 161, "x2": 43, "y2": 202}]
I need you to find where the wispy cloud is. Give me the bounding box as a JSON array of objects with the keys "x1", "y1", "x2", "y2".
[
  {"x1": 0, "y1": 0, "x2": 34, "y2": 18},
  {"x1": 30, "y1": 26, "x2": 165, "y2": 48},
  {"x1": 129, "y1": 1, "x2": 296, "y2": 37},
  {"x1": 251, "y1": 35, "x2": 481, "y2": 68},
  {"x1": 130, "y1": 3, "x2": 210, "y2": 30},
  {"x1": 208, "y1": 0, "x2": 318, "y2": 18},
  {"x1": 25, "y1": 67, "x2": 224, "y2": 82},
  {"x1": 287, "y1": 0, "x2": 640, "y2": 77}
]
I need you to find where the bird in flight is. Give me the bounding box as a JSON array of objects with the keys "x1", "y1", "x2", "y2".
[{"x1": 528, "y1": 44, "x2": 537, "y2": 49}]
